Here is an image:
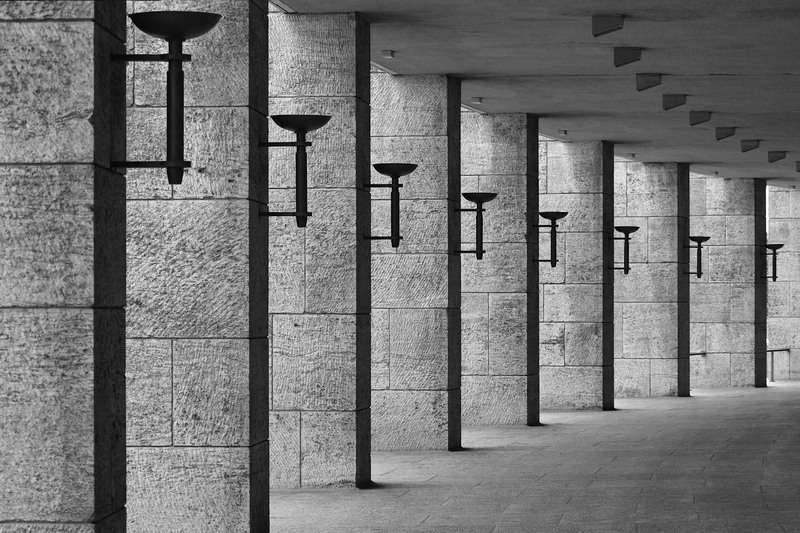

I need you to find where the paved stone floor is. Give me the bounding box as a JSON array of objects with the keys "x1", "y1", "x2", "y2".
[{"x1": 270, "y1": 383, "x2": 800, "y2": 532}]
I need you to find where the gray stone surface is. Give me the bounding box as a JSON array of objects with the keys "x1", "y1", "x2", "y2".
[
  {"x1": 300, "y1": 411, "x2": 359, "y2": 487},
  {"x1": 269, "y1": 411, "x2": 301, "y2": 488},
  {"x1": 390, "y1": 309, "x2": 449, "y2": 389},
  {"x1": 540, "y1": 366, "x2": 603, "y2": 409},
  {"x1": 461, "y1": 376, "x2": 527, "y2": 425},
  {"x1": 372, "y1": 391, "x2": 449, "y2": 450},
  {"x1": 372, "y1": 254, "x2": 449, "y2": 308},
  {"x1": 126, "y1": 339, "x2": 172, "y2": 446}
]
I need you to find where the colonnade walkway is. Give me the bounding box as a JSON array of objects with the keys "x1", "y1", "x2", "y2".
[{"x1": 270, "y1": 383, "x2": 800, "y2": 532}]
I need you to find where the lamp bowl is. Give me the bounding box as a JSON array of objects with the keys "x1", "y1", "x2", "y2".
[
  {"x1": 766, "y1": 243, "x2": 785, "y2": 251},
  {"x1": 271, "y1": 115, "x2": 331, "y2": 134},
  {"x1": 689, "y1": 235, "x2": 711, "y2": 244},
  {"x1": 129, "y1": 11, "x2": 221, "y2": 42},
  {"x1": 539, "y1": 211, "x2": 568, "y2": 222},
  {"x1": 373, "y1": 163, "x2": 418, "y2": 178},
  {"x1": 614, "y1": 225, "x2": 640, "y2": 235},
  {"x1": 462, "y1": 192, "x2": 498, "y2": 205}
]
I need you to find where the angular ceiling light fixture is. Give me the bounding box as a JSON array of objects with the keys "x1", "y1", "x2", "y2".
[
  {"x1": 614, "y1": 47, "x2": 642, "y2": 67},
  {"x1": 796, "y1": 162, "x2": 800, "y2": 172},
  {"x1": 741, "y1": 139, "x2": 760, "y2": 152},
  {"x1": 662, "y1": 94, "x2": 687, "y2": 111},
  {"x1": 592, "y1": 14, "x2": 625, "y2": 37},
  {"x1": 366, "y1": 163, "x2": 417, "y2": 248},
  {"x1": 113, "y1": 11, "x2": 222, "y2": 184},
  {"x1": 689, "y1": 111, "x2": 712, "y2": 126},
  {"x1": 261, "y1": 115, "x2": 331, "y2": 228},
  {"x1": 764, "y1": 243, "x2": 784, "y2": 282},
  {"x1": 715, "y1": 127, "x2": 736, "y2": 141},
  {"x1": 687, "y1": 236, "x2": 710, "y2": 278},
  {"x1": 613, "y1": 226, "x2": 639, "y2": 275},
  {"x1": 636, "y1": 73, "x2": 662, "y2": 91},
  {"x1": 768, "y1": 151, "x2": 787, "y2": 163},
  {"x1": 458, "y1": 193, "x2": 498, "y2": 260},
  {"x1": 538, "y1": 211, "x2": 569, "y2": 267}
]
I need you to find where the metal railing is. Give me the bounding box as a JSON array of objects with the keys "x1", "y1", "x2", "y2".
[{"x1": 767, "y1": 348, "x2": 791, "y2": 382}]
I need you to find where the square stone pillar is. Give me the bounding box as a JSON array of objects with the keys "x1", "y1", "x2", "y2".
[
  {"x1": 461, "y1": 113, "x2": 538, "y2": 425},
  {"x1": 370, "y1": 72, "x2": 462, "y2": 450},
  {"x1": 767, "y1": 185, "x2": 800, "y2": 380},
  {"x1": 268, "y1": 13, "x2": 371, "y2": 486},
  {"x1": 126, "y1": 1, "x2": 268, "y2": 530},
  {"x1": 689, "y1": 176, "x2": 765, "y2": 388},
  {"x1": 614, "y1": 162, "x2": 690, "y2": 397},
  {"x1": 0, "y1": 2, "x2": 126, "y2": 530},
  {"x1": 538, "y1": 140, "x2": 614, "y2": 409}
]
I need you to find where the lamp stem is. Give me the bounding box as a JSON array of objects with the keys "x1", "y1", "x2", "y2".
[
  {"x1": 475, "y1": 203, "x2": 485, "y2": 260},
  {"x1": 296, "y1": 131, "x2": 308, "y2": 228},
  {"x1": 390, "y1": 175, "x2": 401, "y2": 247},
  {"x1": 696, "y1": 243, "x2": 703, "y2": 279},
  {"x1": 166, "y1": 39, "x2": 184, "y2": 185},
  {"x1": 549, "y1": 221, "x2": 558, "y2": 267},
  {"x1": 623, "y1": 235, "x2": 631, "y2": 274},
  {"x1": 772, "y1": 248, "x2": 778, "y2": 281}
]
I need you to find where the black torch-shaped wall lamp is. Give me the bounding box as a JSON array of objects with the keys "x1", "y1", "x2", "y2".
[
  {"x1": 261, "y1": 115, "x2": 332, "y2": 228},
  {"x1": 365, "y1": 163, "x2": 417, "y2": 248},
  {"x1": 458, "y1": 192, "x2": 498, "y2": 260},
  {"x1": 613, "y1": 226, "x2": 640, "y2": 275},
  {"x1": 764, "y1": 243, "x2": 785, "y2": 281},
  {"x1": 538, "y1": 212, "x2": 568, "y2": 267},
  {"x1": 687, "y1": 236, "x2": 710, "y2": 278},
  {"x1": 113, "y1": 11, "x2": 222, "y2": 184}
]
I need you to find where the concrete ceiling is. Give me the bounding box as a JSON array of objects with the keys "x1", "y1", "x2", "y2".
[{"x1": 276, "y1": 0, "x2": 800, "y2": 181}]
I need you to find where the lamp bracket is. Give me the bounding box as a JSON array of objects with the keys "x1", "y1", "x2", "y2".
[
  {"x1": 259, "y1": 210, "x2": 312, "y2": 218},
  {"x1": 262, "y1": 141, "x2": 312, "y2": 148},
  {"x1": 366, "y1": 183, "x2": 402, "y2": 189},
  {"x1": 112, "y1": 53, "x2": 191, "y2": 62},
  {"x1": 112, "y1": 160, "x2": 191, "y2": 169}
]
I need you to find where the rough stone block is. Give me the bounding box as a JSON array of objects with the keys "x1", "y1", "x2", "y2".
[
  {"x1": 488, "y1": 293, "x2": 527, "y2": 375},
  {"x1": 565, "y1": 232, "x2": 602, "y2": 283},
  {"x1": 268, "y1": 189, "x2": 305, "y2": 313},
  {"x1": 708, "y1": 246, "x2": 754, "y2": 283},
  {"x1": 616, "y1": 263, "x2": 677, "y2": 303},
  {"x1": 272, "y1": 314, "x2": 358, "y2": 411},
  {"x1": 730, "y1": 284, "x2": 755, "y2": 322},
  {"x1": 540, "y1": 193, "x2": 603, "y2": 232},
  {"x1": 614, "y1": 359, "x2": 650, "y2": 398},
  {"x1": 269, "y1": 411, "x2": 301, "y2": 488},
  {"x1": 540, "y1": 322, "x2": 565, "y2": 366},
  {"x1": 614, "y1": 160, "x2": 628, "y2": 216},
  {"x1": 690, "y1": 176, "x2": 707, "y2": 216},
  {"x1": 706, "y1": 323, "x2": 754, "y2": 354},
  {"x1": 626, "y1": 163, "x2": 677, "y2": 217},
  {"x1": 691, "y1": 284, "x2": 731, "y2": 323},
  {"x1": 372, "y1": 254, "x2": 448, "y2": 308},
  {"x1": 300, "y1": 411, "x2": 358, "y2": 487},
  {"x1": 269, "y1": 14, "x2": 365, "y2": 98},
  {"x1": 373, "y1": 199, "x2": 448, "y2": 254},
  {"x1": 730, "y1": 353, "x2": 755, "y2": 386},
  {"x1": 305, "y1": 189, "x2": 360, "y2": 313},
  {"x1": 372, "y1": 73, "x2": 448, "y2": 137},
  {"x1": 564, "y1": 322, "x2": 602, "y2": 366},
  {"x1": 544, "y1": 141, "x2": 602, "y2": 194},
  {"x1": 621, "y1": 303, "x2": 677, "y2": 358},
  {"x1": 540, "y1": 366, "x2": 603, "y2": 409},
  {"x1": 127, "y1": 200, "x2": 249, "y2": 338},
  {"x1": 172, "y1": 339, "x2": 249, "y2": 446},
  {"x1": 539, "y1": 232, "x2": 565, "y2": 283},
  {"x1": 462, "y1": 376, "x2": 527, "y2": 425},
  {"x1": 689, "y1": 215, "x2": 726, "y2": 244},
  {"x1": 371, "y1": 136, "x2": 449, "y2": 200},
  {"x1": 614, "y1": 303, "x2": 624, "y2": 355},
  {"x1": 650, "y1": 359, "x2": 678, "y2": 396},
  {"x1": 690, "y1": 323, "x2": 706, "y2": 354},
  {"x1": 126, "y1": 339, "x2": 171, "y2": 446},
  {"x1": 462, "y1": 293, "x2": 489, "y2": 375},
  {"x1": 542, "y1": 284, "x2": 602, "y2": 323},
  {"x1": 127, "y1": 447, "x2": 250, "y2": 532},
  {"x1": 646, "y1": 216, "x2": 679, "y2": 263},
  {"x1": 461, "y1": 113, "x2": 527, "y2": 176},
  {"x1": 725, "y1": 215, "x2": 755, "y2": 246},
  {"x1": 268, "y1": 97, "x2": 366, "y2": 189},
  {"x1": 768, "y1": 189, "x2": 790, "y2": 218},
  {"x1": 614, "y1": 216, "x2": 648, "y2": 263},
  {"x1": 691, "y1": 353, "x2": 731, "y2": 389},
  {"x1": 0, "y1": 309, "x2": 95, "y2": 522},
  {"x1": 372, "y1": 391, "x2": 448, "y2": 450},
  {"x1": 477, "y1": 175, "x2": 528, "y2": 243},
  {"x1": 706, "y1": 178, "x2": 754, "y2": 216},
  {"x1": 461, "y1": 243, "x2": 527, "y2": 293},
  {"x1": 371, "y1": 309, "x2": 390, "y2": 390},
  {"x1": 767, "y1": 317, "x2": 800, "y2": 348},
  {"x1": 389, "y1": 309, "x2": 449, "y2": 390}
]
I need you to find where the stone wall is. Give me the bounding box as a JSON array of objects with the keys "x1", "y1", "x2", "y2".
[
  {"x1": 268, "y1": 13, "x2": 372, "y2": 486},
  {"x1": 614, "y1": 162, "x2": 690, "y2": 397},
  {"x1": 126, "y1": 1, "x2": 269, "y2": 529},
  {"x1": 689, "y1": 175, "x2": 765, "y2": 388},
  {"x1": 767, "y1": 185, "x2": 800, "y2": 380},
  {"x1": 461, "y1": 113, "x2": 537, "y2": 424},
  {"x1": 538, "y1": 140, "x2": 614, "y2": 409},
  {"x1": 370, "y1": 73, "x2": 462, "y2": 450},
  {"x1": 0, "y1": 1, "x2": 127, "y2": 529}
]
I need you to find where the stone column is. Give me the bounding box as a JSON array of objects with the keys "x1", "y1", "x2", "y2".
[
  {"x1": 767, "y1": 185, "x2": 800, "y2": 380},
  {"x1": 538, "y1": 140, "x2": 614, "y2": 409},
  {"x1": 689, "y1": 175, "x2": 762, "y2": 388},
  {"x1": 0, "y1": 2, "x2": 126, "y2": 530},
  {"x1": 370, "y1": 72, "x2": 461, "y2": 450},
  {"x1": 460, "y1": 113, "x2": 538, "y2": 424},
  {"x1": 614, "y1": 162, "x2": 690, "y2": 397},
  {"x1": 126, "y1": 1, "x2": 268, "y2": 530},
  {"x1": 268, "y1": 13, "x2": 371, "y2": 486}
]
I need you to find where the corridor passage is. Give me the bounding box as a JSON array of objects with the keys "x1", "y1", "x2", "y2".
[{"x1": 270, "y1": 383, "x2": 800, "y2": 532}]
